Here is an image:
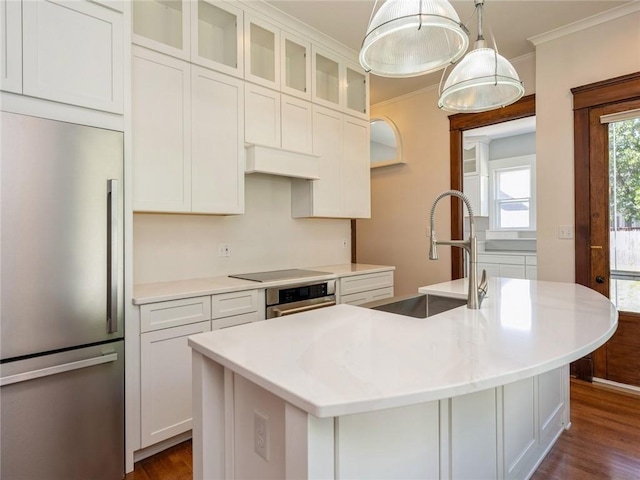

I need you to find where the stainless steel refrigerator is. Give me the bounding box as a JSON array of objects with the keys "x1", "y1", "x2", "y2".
[{"x1": 1, "y1": 112, "x2": 125, "y2": 479}]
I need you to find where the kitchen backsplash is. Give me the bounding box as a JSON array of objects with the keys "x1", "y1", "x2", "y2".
[{"x1": 133, "y1": 174, "x2": 351, "y2": 284}]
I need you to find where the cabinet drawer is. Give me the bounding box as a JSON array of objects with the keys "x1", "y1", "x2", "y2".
[
  {"x1": 526, "y1": 256, "x2": 537, "y2": 266},
  {"x1": 140, "y1": 296, "x2": 211, "y2": 333},
  {"x1": 340, "y1": 287, "x2": 393, "y2": 306},
  {"x1": 212, "y1": 311, "x2": 258, "y2": 330},
  {"x1": 339, "y1": 271, "x2": 394, "y2": 296},
  {"x1": 212, "y1": 290, "x2": 258, "y2": 319},
  {"x1": 478, "y1": 254, "x2": 525, "y2": 265}
]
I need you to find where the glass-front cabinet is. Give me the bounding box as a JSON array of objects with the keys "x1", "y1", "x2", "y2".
[
  {"x1": 244, "y1": 14, "x2": 280, "y2": 89},
  {"x1": 133, "y1": 0, "x2": 190, "y2": 59},
  {"x1": 312, "y1": 46, "x2": 340, "y2": 109},
  {"x1": 191, "y1": 0, "x2": 243, "y2": 78},
  {"x1": 281, "y1": 30, "x2": 310, "y2": 100},
  {"x1": 312, "y1": 46, "x2": 368, "y2": 119},
  {"x1": 345, "y1": 62, "x2": 368, "y2": 119}
]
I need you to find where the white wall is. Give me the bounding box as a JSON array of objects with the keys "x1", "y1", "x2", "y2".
[
  {"x1": 534, "y1": 8, "x2": 640, "y2": 282},
  {"x1": 134, "y1": 174, "x2": 351, "y2": 283},
  {"x1": 357, "y1": 54, "x2": 536, "y2": 296},
  {"x1": 489, "y1": 132, "x2": 536, "y2": 160}
]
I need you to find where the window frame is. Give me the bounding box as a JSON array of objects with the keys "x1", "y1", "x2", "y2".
[{"x1": 489, "y1": 154, "x2": 537, "y2": 231}]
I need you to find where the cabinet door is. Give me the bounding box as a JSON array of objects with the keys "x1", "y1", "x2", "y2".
[
  {"x1": 191, "y1": 0, "x2": 243, "y2": 78},
  {"x1": 449, "y1": 389, "x2": 497, "y2": 479},
  {"x1": 343, "y1": 62, "x2": 368, "y2": 119},
  {"x1": 463, "y1": 174, "x2": 488, "y2": 216},
  {"x1": 191, "y1": 66, "x2": 244, "y2": 214},
  {"x1": 292, "y1": 105, "x2": 342, "y2": 217},
  {"x1": 342, "y1": 116, "x2": 371, "y2": 218},
  {"x1": 0, "y1": 0, "x2": 21, "y2": 94},
  {"x1": 503, "y1": 377, "x2": 537, "y2": 480},
  {"x1": 244, "y1": 14, "x2": 280, "y2": 89},
  {"x1": 281, "y1": 94, "x2": 312, "y2": 154},
  {"x1": 133, "y1": 0, "x2": 190, "y2": 60},
  {"x1": 132, "y1": 47, "x2": 191, "y2": 212},
  {"x1": 140, "y1": 320, "x2": 212, "y2": 448},
  {"x1": 499, "y1": 264, "x2": 526, "y2": 279},
  {"x1": 311, "y1": 46, "x2": 340, "y2": 110},
  {"x1": 245, "y1": 83, "x2": 280, "y2": 148},
  {"x1": 280, "y1": 30, "x2": 310, "y2": 100},
  {"x1": 22, "y1": 0, "x2": 123, "y2": 113}
]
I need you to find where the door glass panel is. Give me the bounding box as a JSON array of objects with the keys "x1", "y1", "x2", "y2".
[{"x1": 609, "y1": 116, "x2": 640, "y2": 313}]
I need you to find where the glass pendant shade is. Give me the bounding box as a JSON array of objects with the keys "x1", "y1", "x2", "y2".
[
  {"x1": 359, "y1": 0, "x2": 469, "y2": 78},
  {"x1": 438, "y1": 43, "x2": 524, "y2": 112}
]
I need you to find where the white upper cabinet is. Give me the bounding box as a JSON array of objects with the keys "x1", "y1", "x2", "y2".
[
  {"x1": 133, "y1": 0, "x2": 190, "y2": 60},
  {"x1": 132, "y1": 47, "x2": 191, "y2": 213},
  {"x1": 1, "y1": 0, "x2": 22, "y2": 94},
  {"x1": 312, "y1": 45, "x2": 369, "y2": 119},
  {"x1": 312, "y1": 45, "x2": 340, "y2": 111},
  {"x1": 291, "y1": 105, "x2": 370, "y2": 218},
  {"x1": 191, "y1": 65, "x2": 244, "y2": 214},
  {"x1": 132, "y1": 46, "x2": 244, "y2": 215},
  {"x1": 245, "y1": 82, "x2": 281, "y2": 148},
  {"x1": 281, "y1": 94, "x2": 313, "y2": 154},
  {"x1": 191, "y1": 0, "x2": 243, "y2": 78},
  {"x1": 344, "y1": 61, "x2": 369, "y2": 119},
  {"x1": 244, "y1": 13, "x2": 280, "y2": 89},
  {"x1": 20, "y1": 0, "x2": 123, "y2": 113},
  {"x1": 280, "y1": 30, "x2": 310, "y2": 100}
]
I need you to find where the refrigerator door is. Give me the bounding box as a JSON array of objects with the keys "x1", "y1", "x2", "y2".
[
  {"x1": 1, "y1": 112, "x2": 124, "y2": 360},
  {"x1": 0, "y1": 340, "x2": 125, "y2": 479}
]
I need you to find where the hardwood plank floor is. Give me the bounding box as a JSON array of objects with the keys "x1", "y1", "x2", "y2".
[{"x1": 125, "y1": 380, "x2": 640, "y2": 479}]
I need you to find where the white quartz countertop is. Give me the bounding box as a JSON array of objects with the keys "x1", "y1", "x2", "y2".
[
  {"x1": 132, "y1": 263, "x2": 394, "y2": 305},
  {"x1": 188, "y1": 278, "x2": 617, "y2": 418}
]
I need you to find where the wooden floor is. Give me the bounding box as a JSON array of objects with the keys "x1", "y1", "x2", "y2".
[{"x1": 125, "y1": 380, "x2": 640, "y2": 480}]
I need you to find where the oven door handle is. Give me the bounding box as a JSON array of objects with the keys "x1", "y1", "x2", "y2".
[{"x1": 272, "y1": 300, "x2": 336, "y2": 317}]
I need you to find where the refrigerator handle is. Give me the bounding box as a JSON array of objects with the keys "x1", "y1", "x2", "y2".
[
  {"x1": 0, "y1": 353, "x2": 118, "y2": 386},
  {"x1": 107, "y1": 179, "x2": 118, "y2": 334}
]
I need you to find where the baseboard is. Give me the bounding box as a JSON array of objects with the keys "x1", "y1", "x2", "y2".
[
  {"x1": 133, "y1": 431, "x2": 192, "y2": 463},
  {"x1": 591, "y1": 377, "x2": 640, "y2": 396}
]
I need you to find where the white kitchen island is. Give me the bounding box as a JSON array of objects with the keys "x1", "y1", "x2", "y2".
[{"x1": 188, "y1": 278, "x2": 617, "y2": 480}]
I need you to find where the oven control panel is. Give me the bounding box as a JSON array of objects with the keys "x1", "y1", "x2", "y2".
[{"x1": 266, "y1": 280, "x2": 336, "y2": 307}]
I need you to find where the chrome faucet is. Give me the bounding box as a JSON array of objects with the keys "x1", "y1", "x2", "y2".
[{"x1": 429, "y1": 190, "x2": 487, "y2": 309}]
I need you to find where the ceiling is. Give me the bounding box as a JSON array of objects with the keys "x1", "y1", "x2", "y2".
[{"x1": 266, "y1": 0, "x2": 630, "y2": 104}]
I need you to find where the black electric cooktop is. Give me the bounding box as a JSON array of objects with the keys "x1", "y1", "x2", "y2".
[{"x1": 229, "y1": 269, "x2": 329, "y2": 282}]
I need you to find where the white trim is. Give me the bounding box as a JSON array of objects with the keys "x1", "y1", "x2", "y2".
[
  {"x1": 489, "y1": 154, "x2": 537, "y2": 231},
  {"x1": 592, "y1": 377, "x2": 640, "y2": 395},
  {"x1": 600, "y1": 108, "x2": 640, "y2": 124},
  {"x1": 528, "y1": 1, "x2": 640, "y2": 47}
]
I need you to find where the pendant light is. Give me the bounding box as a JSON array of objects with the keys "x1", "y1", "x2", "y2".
[
  {"x1": 438, "y1": 0, "x2": 524, "y2": 112},
  {"x1": 359, "y1": 0, "x2": 469, "y2": 78}
]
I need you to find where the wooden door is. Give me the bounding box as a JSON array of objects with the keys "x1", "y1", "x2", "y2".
[{"x1": 572, "y1": 73, "x2": 640, "y2": 386}]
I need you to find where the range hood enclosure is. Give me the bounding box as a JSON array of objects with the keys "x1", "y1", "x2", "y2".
[{"x1": 245, "y1": 144, "x2": 320, "y2": 180}]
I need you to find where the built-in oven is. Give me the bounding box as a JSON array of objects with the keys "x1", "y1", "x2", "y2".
[{"x1": 265, "y1": 280, "x2": 336, "y2": 319}]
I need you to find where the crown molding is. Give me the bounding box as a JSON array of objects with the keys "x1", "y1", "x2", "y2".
[{"x1": 528, "y1": 1, "x2": 640, "y2": 47}]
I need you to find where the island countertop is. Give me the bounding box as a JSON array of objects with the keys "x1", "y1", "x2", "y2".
[{"x1": 188, "y1": 278, "x2": 617, "y2": 418}]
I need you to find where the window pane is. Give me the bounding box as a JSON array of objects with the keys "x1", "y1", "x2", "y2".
[
  {"x1": 611, "y1": 279, "x2": 640, "y2": 312},
  {"x1": 499, "y1": 200, "x2": 530, "y2": 228},
  {"x1": 497, "y1": 169, "x2": 530, "y2": 200}
]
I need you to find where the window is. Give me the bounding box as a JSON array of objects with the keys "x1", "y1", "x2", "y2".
[{"x1": 490, "y1": 155, "x2": 536, "y2": 230}]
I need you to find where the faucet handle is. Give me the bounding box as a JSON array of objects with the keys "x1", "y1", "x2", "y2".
[{"x1": 478, "y1": 269, "x2": 488, "y2": 305}]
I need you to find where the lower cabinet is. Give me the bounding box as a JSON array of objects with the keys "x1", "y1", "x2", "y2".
[
  {"x1": 140, "y1": 320, "x2": 212, "y2": 448},
  {"x1": 477, "y1": 253, "x2": 537, "y2": 280},
  {"x1": 338, "y1": 270, "x2": 394, "y2": 306},
  {"x1": 139, "y1": 290, "x2": 258, "y2": 449}
]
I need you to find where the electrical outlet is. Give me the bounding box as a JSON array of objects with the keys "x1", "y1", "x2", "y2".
[
  {"x1": 342, "y1": 238, "x2": 349, "y2": 249},
  {"x1": 218, "y1": 243, "x2": 231, "y2": 257},
  {"x1": 558, "y1": 226, "x2": 574, "y2": 239},
  {"x1": 254, "y1": 411, "x2": 269, "y2": 461}
]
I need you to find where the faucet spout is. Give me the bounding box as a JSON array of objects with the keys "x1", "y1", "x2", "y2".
[{"x1": 428, "y1": 190, "x2": 486, "y2": 309}]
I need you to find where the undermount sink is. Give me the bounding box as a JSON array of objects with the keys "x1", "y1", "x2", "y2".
[{"x1": 361, "y1": 294, "x2": 466, "y2": 318}]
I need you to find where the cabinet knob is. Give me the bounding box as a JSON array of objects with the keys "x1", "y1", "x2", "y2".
[{"x1": 595, "y1": 276, "x2": 605, "y2": 284}]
